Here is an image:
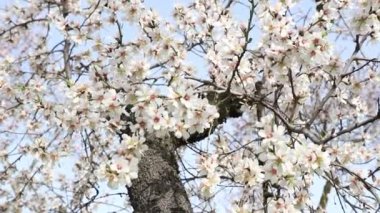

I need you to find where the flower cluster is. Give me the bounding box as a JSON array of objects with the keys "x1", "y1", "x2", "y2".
[{"x1": 1, "y1": 0, "x2": 380, "y2": 212}]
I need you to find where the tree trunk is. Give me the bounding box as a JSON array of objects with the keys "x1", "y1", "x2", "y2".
[{"x1": 128, "y1": 137, "x2": 193, "y2": 213}]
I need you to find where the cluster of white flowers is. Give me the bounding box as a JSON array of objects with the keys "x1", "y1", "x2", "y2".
[
  {"x1": 197, "y1": 113, "x2": 333, "y2": 211},
  {"x1": 1, "y1": 0, "x2": 380, "y2": 212},
  {"x1": 98, "y1": 158, "x2": 139, "y2": 189}
]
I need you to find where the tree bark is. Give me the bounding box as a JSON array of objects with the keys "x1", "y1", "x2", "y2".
[
  {"x1": 128, "y1": 137, "x2": 193, "y2": 213},
  {"x1": 127, "y1": 91, "x2": 243, "y2": 212}
]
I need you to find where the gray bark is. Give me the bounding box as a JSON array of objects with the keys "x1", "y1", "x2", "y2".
[
  {"x1": 126, "y1": 92, "x2": 243, "y2": 212},
  {"x1": 128, "y1": 137, "x2": 193, "y2": 213}
]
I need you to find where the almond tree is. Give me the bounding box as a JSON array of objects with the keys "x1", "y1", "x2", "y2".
[{"x1": 1, "y1": 0, "x2": 380, "y2": 212}]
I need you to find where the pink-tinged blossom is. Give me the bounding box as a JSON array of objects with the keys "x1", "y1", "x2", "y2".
[
  {"x1": 98, "y1": 158, "x2": 139, "y2": 189},
  {"x1": 234, "y1": 158, "x2": 264, "y2": 187}
]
